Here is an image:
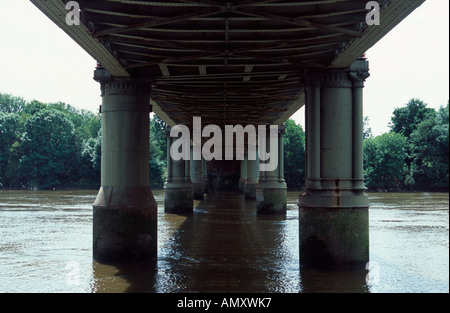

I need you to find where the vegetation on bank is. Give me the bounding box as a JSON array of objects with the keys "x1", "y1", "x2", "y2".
[
  {"x1": 0, "y1": 93, "x2": 448, "y2": 192},
  {"x1": 363, "y1": 99, "x2": 448, "y2": 191}
]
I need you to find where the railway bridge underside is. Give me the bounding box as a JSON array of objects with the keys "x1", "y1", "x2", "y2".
[{"x1": 32, "y1": 0, "x2": 425, "y2": 269}]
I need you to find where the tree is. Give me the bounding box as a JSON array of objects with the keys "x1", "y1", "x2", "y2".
[
  {"x1": 0, "y1": 112, "x2": 22, "y2": 187},
  {"x1": 80, "y1": 132, "x2": 101, "y2": 187},
  {"x1": 19, "y1": 109, "x2": 77, "y2": 189},
  {"x1": 1, "y1": 92, "x2": 104, "y2": 189},
  {"x1": 363, "y1": 116, "x2": 373, "y2": 140},
  {"x1": 409, "y1": 103, "x2": 449, "y2": 190},
  {"x1": 389, "y1": 99, "x2": 449, "y2": 191},
  {"x1": 363, "y1": 132, "x2": 407, "y2": 191},
  {"x1": 149, "y1": 114, "x2": 167, "y2": 189},
  {"x1": 23, "y1": 100, "x2": 47, "y2": 116},
  {"x1": 0, "y1": 93, "x2": 26, "y2": 114},
  {"x1": 389, "y1": 98, "x2": 435, "y2": 138},
  {"x1": 283, "y1": 119, "x2": 305, "y2": 190}
]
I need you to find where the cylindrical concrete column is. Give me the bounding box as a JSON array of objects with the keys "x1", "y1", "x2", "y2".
[
  {"x1": 164, "y1": 127, "x2": 193, "y2": 213},
  {"x1": 93, "y1": 68, "x2": 157, "y2": 263},
  {"x1": 202, "y1": 157, "x2": 209, "y2": 193},
  {"x1": 245, "y1": 146, "x2": 259, "y2": 200},
  {"x1": 305, "y1": 78, "x2": 321, "y2": 190},
  {"x1": 320, "y1": 78, "x2": 353, "y2": 180},
  {"x1": 352, "y1": 86, "x2": 364, "y2": 187},
  {"x1": 278, "y1": 124, "x2": 285, "y2": 183},
  {"x1": 299, "y1": 61, "x2": 370, "y2": 270},
  {"x1": 166, "y1": 127, "x2": 173, "y2": 184},
  {"x1": 256, "y1": 126, "x2": 287, "y2": 214},
  {"x1": 349, "y1": 61, "x2": 370, "y2": 191},
  {"x1": 239, "y1": 154, "x2": 248, "y2": 193},
  {"x1": 190, "y1": 146, "x2": 204, "y2": 200}
]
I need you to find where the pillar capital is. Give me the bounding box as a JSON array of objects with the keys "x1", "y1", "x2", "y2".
[
  {"x1": 349, "y1": 58, "x2": 370, "y2": 87},
  {"x1": 303, "y1": 59, "x2": 370, "y2": 89},
  {"x1": 348, "y1": 70, "x2": 370, "y2": 87},
  {"x1": 94, "y1": 67, "x2": 151, "y2": 98},
  {"x1": 303, "y1": 68, "x2": 352, "y2": 88}
]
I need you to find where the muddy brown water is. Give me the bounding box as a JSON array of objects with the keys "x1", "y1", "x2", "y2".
[{"x1": 0, "y1": 190, "x2": 448, "y2": 293}]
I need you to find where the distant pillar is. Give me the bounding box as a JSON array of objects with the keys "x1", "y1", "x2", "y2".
[
  {"x1": 256, "y1": 125, "x2": 287, "y2": 214},
  {"x1": 245, "y1": 146, "x2": 259, "y2": 200},
  {"x1": 299, "y1": 58, "x2": 370, "y2": 269},
  {"x1": 239, "y1": 154, "x2": 248, "y2": 193},
  {"x1": 164, "y1": 127, "x2": 193, "y2": 213},
  {"x1": 190, "y1": 145, "x2": 204, "y2": 200},
  {"x1": 202, "y1": 157, "x2": 209, "y2": 194},
  {"x1": 92, "y1": 68, "x2": 157, "y2": 263}
]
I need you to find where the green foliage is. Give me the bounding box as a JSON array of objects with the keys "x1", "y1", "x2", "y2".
[
  {"x1": 0, "y1": 92, "x2": 101, "y2": 189},
  {"x1": 366, "y1": 98, "x2": 449, "y2": 191},
  {"x1": 149, "y1": 115, "x2": 167, "y2": 189},
  {"x1": 408, "y1": 103, "x2": 449, "y2": 189},
  {"x1": 19, "y1": 109, "x2": 78, "y2": 189},
  {"x1": 23, "y1": 100, "x2": 47, "y2": 116},
  {"x1": 0, "y1": 112, "x2": 22, "y2": 187},
  {"x1": 283, "y1": 119, "x2": 305, "y2": 190},
  {"x1": 81, "y1": 135, "x2": 101, "y2": 185},
  {"x1": 0, "y1": 92, "x2": 169, "y2": 190},
  {"x1": 389, "y1": 98, "x2": 435, "y2": 138},
  {"x1": 363, "y1": 132, "x2": 408, "y2": 191},
  {"x1": 363, "y1": 116, "x2": 373, "y2": 140},
  {"x1": 0, "y1": 94, "x2": 26, "y2": 114}
]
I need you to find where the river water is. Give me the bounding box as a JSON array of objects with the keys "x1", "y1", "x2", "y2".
[{"x1": 0, "y1": 190, "x2": 448, "y2": 293}]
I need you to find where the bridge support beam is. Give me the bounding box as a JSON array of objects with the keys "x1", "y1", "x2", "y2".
[
  {"x1": 244, "y1": 149, "x2": 259, "y2": 200},
  {"x1": 256, "y1": 125, "x2": 287, "y2": 214},
  {"x1": 164, "y1": 127, "x2": 193, "y2": 213},
  {"x1": 93, "y1": 69, "x2": 157, "y2": 263},
  {"x1": 299, "y1": 59, "x2": 370, "y2": 269}
]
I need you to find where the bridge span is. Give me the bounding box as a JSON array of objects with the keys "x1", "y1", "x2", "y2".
[{"x1": 31, "y1": 0, "x2": 425, "y2": 269}]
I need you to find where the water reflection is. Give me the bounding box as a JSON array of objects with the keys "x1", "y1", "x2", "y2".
[
  {"x1": 91, "y1": 261, "x2": 158, "y2": 293},
  {"x1": 300, "y1": 268, "x2": 368, "y2": 293},
  {"x1": 88, "y1": 191, "x2": 371, "y2": 293},
  {"x1": 89, "y1": 191, "x2": 302, "y2": 293}
]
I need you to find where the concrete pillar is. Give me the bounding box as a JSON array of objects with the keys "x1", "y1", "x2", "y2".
[
  {"x1": 256, "y1": 125, "x2": 287, "y2": 214},
  {"x1": 299, "y1": 58, "x2": 370, "y2": 270},
  {"x1": 202, "y1": 157, "x2": 209, "y2": 194},
  {"x1": 278, "y1": 125, "x2": 285, "y2": 184},
  {"x1": 349, "y1": 60, "x2": 371, "y2": 191},
  {"x1": 305, "y1": 76, "x2": 322, "y2": 190},
  {"x1": 244, "y1": 146, "x2": 259, "y2": 200},
  {"x1": 164, "y1": 127, "x2": 193, "y2": 213},
  {"x1": 239, "y1": 154, "x2": 247, "y2": 193},
  {"x1": 190, "y1": 145, "x2": 204, "y2": 200},
  {"x1": 92, "y1": 68, "x2": 157, "y2": 263}
]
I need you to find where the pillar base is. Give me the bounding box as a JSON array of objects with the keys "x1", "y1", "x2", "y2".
[
  {"x1": 299, "y1": 189, "x2": 369, "y2": 269},
  {"x1": 164, "y1": 181, "x2": 194, "y2": 214},
  {"x1": 93, "y1": 186, "x2": 157, "y2": 263},
  {"x1": 244, "y1": 182, "x2": 258, "y2": 200},
  {"x1": 256, "y1": 182, "x2": 287, "y2": 215},
  {"x1": 300, "y1": 179, "x2": 369, "y2": 208},
  {"x1": 193, "y1": 182, "x2": 204, "y2": 200}
]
